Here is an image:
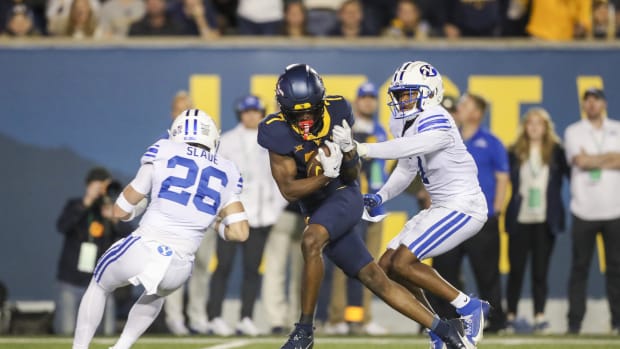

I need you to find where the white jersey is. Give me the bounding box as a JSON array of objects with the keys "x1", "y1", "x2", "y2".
[
  {"x1": 368, "y1": 105, "x2": 487, "y2": 221},
  {"x1": 136, "y1": 139, "x2": 243, "y2": 256}
]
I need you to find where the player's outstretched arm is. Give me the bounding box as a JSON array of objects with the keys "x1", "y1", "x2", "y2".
[
  {"x1": 216, "y1": 201, "x2": 250, "y2": 242},
  {"x1": 358, "y1": 130, "x2": 454, "y2": 160},
  {"x1": 375, "y1": 160, "x2": 416, "y2": 204},
  {"x1": 269, "y1": 151, "x2": 332, "y2": 202}
]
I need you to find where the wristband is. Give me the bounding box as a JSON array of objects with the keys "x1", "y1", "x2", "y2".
[
  {"x1": 221, "y1": 212, "x2": 249, "y2": 226},
  {"x1": 217, "y1": 221, "x2": 227, "y2": 240},
  {"x1": 115, "y1": 193, "x2": 135, "y2": 213}
]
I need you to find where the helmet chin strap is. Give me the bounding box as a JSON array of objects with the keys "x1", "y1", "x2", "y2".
[{"x1": 298, "y1": 120, "x2": 314, "y2": 140}]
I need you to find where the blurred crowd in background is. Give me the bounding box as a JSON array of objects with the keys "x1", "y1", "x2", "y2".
[{"x1": 0, "y1": 0, "x2": 618, "y2": 40}]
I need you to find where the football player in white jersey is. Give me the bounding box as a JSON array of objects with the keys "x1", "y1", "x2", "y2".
[
  {"x1": 72, "y1": 109, "x2": 249, "y2": 349},
  {"x1": 333, "y1": 61, "x2": 488, "y2": 349}
]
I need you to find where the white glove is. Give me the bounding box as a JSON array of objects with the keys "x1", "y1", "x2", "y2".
[
  {"x1": 318, "y1": 140, "x2": 343, "y2": 178},
  {"x1": 332, "y1": 120, "x2": 355, "y2": 152},
  {"x1": 356, "y1": 142, "x2": 369, "y2": 158}
]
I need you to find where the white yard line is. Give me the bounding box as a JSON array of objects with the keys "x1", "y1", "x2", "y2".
[
  {"x1": 200, "y1": 339, "x2": 251, "y2": 349},
  {"x1": 0, "y1": 336, "x2": 618, "y2": 346}
]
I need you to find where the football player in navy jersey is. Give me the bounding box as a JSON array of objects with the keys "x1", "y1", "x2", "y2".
[{"x1": 258, "y1": 64, "x2": 471, "y2": 349}]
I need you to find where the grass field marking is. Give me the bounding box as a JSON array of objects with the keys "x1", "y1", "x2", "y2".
[
  {"x1": 200, "y1": 339, "x2": 251, "y2": 349},
  {"x1": 0, "y1": 336, "x2": 619, "y2": 347}
]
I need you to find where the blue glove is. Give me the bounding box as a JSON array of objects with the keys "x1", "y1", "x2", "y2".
[
  {"x1": 363, "y1": 193, "x2": 383, "y2": 208},
  {"x1": 369, "y1": 204, "x2": 386, "y2": 217}
]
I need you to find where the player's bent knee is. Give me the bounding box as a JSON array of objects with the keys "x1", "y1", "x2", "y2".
[
  {"x1": 301, "y1": 226, "x2": 329, "y2": 255},
  {"x1": 390, "y1": 248, "x2": 417, "y2": 279},
  {"x1": 377, "y1": 250, "x2": 394, "y2": 275},
  {"x1": 358, "y1": 263, "x2": 389, "y2": 296}
]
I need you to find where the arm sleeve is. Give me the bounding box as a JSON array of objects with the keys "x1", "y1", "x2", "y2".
[
  {"x1": 365, "y1": 130, "x2": 455, "y2": 160},
  {"x1": 129, "y1": 163, "x2": 154, "y2": 195},
  {"x1": 141, "y1": 140, "x2": 164, "y2": 165},
  {"x1": 376, "y1": 160, "x2": 416, "y2": 203}
]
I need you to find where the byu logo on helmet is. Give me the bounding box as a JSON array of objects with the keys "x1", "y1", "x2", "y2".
[{"x1": 420, "y1": 64, "x2": 437, "y2": 77}]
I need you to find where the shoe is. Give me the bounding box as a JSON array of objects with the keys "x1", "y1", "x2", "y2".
[
  {"x1": 364, "y1": 321, "x2": 388, "y2": 335},
  {"x1": 189, "y1": 320, "x2": 210, "y2": 334},
  {"x1": 440, "y1": 320, "x2": 474, "y2": 349},
  {"x1": 457, "y1": 298, "x2": 490, "y2": 345},
  {"x1": 532, "y1": 319, "x2": 550, "y2": 334},
  {"x1": 280, "y1": 323, "x2": 314, "y2": 349},
  {"x1": 236, "y1": 317, "x2": 260, "y2": 336},
  {"x1": 165, "y1": 318, "x2": 190, "y2": 336},
  {"x1": 427, "y1": 329, "x2": 446, "y2": 349},
  {"x1": 209, "y1": 317, "x2": 233, "y2": 336},
  {"x1": 567, "y1": 324, "x2": 580, "y2": 335},
  {"x1": 324, "y1": 322, "x2": 349, "y2": 335}
]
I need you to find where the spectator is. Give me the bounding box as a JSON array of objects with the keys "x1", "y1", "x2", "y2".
[
  {"x1": 168, "y1": 0, "x2": 219, "y2": 38},
  {"x1": 206, "y1": 96, "x2": 285, "y2": 336},
  {"x1": 3, "y1": 3, "x2": 39, "y2": 37},
  {"x1": 564, "y1": 88, "x2": 620, "y2": 334},
  {"x1": 500, "y1": 0, "x2": 530, "y2": 37},
  {"x1": 592, "y1": 0, "x2": 615, "y2": 39},
  {"x1": 327, "y1": 0, "x2": 373, "y2": 37},
  {"x1": 128, "y1": 0, "x2": 184, "y2": 36},
  {"x1": 320, "y1": 82, "x2": 389, "y2": 336},
  {"x1": 305, "y1": 0, "x2": 346, "y2": 36},
  {"x1": 97, "y1": 0, "x2": 145, "y2": 38},
  {"x1": 56, "y1": 0, "x2": 98, "y2": 39},
  {"x1": 526, "y1": 0, "x2": 592, "y2": 40},
  {"x1": 429, "y1": 92, "x2": 509, "y2": 332},
  {"x1": 261, "y1": 202, "x2": 305, "y2": 335},
  {"x1": 280, "y1": 1, "x2": 309, "y2": 37},
  {"x1": 444, "y1": 0, "x2": 501, "y2": 38},
  {"x1": 384, "y1": 0, "x2": 429, "y2": 39},
  {"x1": 163, "y1": 91, "x2": 217, "y2": 335},
  {"x1": 360, "y1": 0, "x2": 397, "y2": 36},
  {"x1": 47, "y1": 0, "x2": 99, "y2": 36},
  {"x1": 505, "y1": 107, "x2": 569, "y2": 333},
  {"x1": 236, "y1": 0, "x2": 283, "y2": 35},
  {"x1": 55, "y1": 167, "x2": 132, "y2": 335},
  {"x1": 1, "y1": 0, "x2": 45, "y2": 35}
]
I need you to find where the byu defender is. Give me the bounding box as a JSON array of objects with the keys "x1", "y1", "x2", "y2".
[
  {"x1": 337, "y1": 61, "x2": 490, "y2": 348},
  {"x1": 259, "y1": 63, "x2": 473, "y2": 349},
  {"x1": 72, "y1": 110, "x2": 249, "y2": 349}
]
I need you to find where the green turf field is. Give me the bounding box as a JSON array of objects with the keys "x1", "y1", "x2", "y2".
[{"x1": 0, "y1": 336, "x2": 619, "y2": 349}]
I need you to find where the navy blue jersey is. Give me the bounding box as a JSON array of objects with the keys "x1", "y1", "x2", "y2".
[{"x1": 258, "y1": 95, "x2": 357, "y2": 213}]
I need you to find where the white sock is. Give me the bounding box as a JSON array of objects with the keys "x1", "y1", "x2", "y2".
[
  {"x1": 450, "y1": 292, "x2": 470, "y2": 309},
  {"x1": 111, "y1": 292, "x2": 165, "y2": 349},
  {"x1": 73, "y1": 280, "x2": 110, "y2": 349}
]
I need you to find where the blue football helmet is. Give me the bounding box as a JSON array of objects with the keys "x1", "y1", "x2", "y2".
[{"x1": 275, "y1": 63, "x2": 326, "y2": 139}]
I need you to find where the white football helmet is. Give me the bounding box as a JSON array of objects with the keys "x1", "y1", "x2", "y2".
[
  {"x1": 387, "y1": 61, "x2": 444, "y2": 119},
  {"x1": 169, "y1": 109, "x2": 220, "y2": 152}
]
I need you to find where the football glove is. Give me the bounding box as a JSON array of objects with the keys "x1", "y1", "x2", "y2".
[
  {"x1": 318, "y1": 141, "x2": 343, "y2": 178},
  {"x1": 363, "y1": 193, "x2": 383, "y2": 208},
  {"x1": 332, "y1": 120, "x2": 355, "y2": 152}
]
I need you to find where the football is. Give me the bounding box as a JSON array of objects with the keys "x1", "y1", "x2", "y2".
[{"x1": 306, "y1": 144, "x2": 330, "y2": 177}]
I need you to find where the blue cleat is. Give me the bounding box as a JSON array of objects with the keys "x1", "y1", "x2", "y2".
[
  {"x1": 440, "y1": 319, "x2": 475, "y2": 349},
  {"x1": 427, "y1": 329, "x2": 446, "y2": 349},
  {"x1": 457, "y1": 298, "x2": 490, "y2": 346},
  {"x1": 280, "y1": 323, "x2": 314, "y2": 349}
]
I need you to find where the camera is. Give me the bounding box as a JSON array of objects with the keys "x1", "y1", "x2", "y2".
[{"x1": 92, "y1": 179, "x2": 123, "y2": 210}]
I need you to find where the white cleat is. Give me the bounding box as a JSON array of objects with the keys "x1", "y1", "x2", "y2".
[
  {"x1": 209, "y1": 317, "x2": 234, "y2": 336},
  {"x1": 236, "y1": 317, "x2": 260, "y2": 336}
]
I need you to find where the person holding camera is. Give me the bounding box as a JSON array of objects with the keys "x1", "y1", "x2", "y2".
[{"x1": 55, "y1": 167, "x2": 133, "y2": 335}]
